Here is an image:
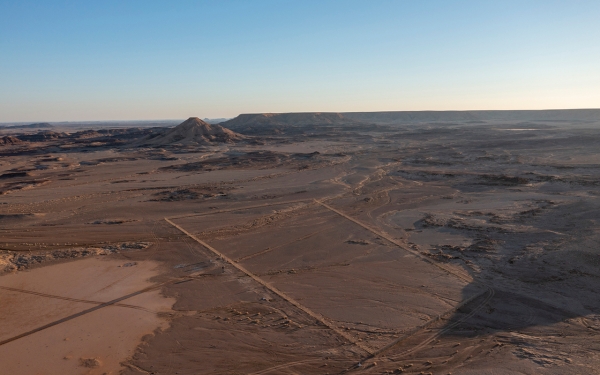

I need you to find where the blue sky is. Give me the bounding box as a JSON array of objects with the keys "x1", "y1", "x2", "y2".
[{"x1": 1, "y1": 0, "x2": 599, "y2": 121}]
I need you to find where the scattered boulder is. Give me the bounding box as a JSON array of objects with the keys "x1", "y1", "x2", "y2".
[{"x1": 79, "y1": 357, "x2": 101, "y2": 368}]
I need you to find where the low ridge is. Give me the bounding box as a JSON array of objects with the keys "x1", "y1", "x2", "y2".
[
  {"x1": 220, "y1": 109, "x2": 600, "y2": 129},
  {"x1": 0, "y1": 136, "x2": 22, "y2": 145}
]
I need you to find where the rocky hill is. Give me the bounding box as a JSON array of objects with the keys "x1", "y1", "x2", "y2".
[{"x1": 144, "y1": 117, "x2": 244, "y2": 146}]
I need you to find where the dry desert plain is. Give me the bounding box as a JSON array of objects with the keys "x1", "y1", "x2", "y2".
[{"x1": 1, "y1": 110, "x2": 600, "y2": 374}]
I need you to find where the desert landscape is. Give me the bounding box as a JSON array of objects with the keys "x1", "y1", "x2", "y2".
[{"x1": 0, "y1": 110, "x2": 599, "y2": 374}]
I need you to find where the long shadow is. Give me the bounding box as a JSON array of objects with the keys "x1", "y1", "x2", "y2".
[
  {"x1": 439, "y1": 281, "x2": 583, "y2": 339},
  {"x1": 436, "y1": 240, "x2": 600, "y2": 340},
  {"x1": 425, "y1": 198, "x2": 600, "y2": 339}
]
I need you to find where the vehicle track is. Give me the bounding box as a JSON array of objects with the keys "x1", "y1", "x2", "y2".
[
  {"x1": 341, "y1": 287, "x2": 495, "y2": 373},
  {"x1": 314, "y1": 198, "x2": 499, "y2": 372},
  {"x1": 235, "y1": 228, "x2": 329, "y2": 262},
  {"x1": 166, "y1": 199, "x2": 314, "y2": 220},
  {"x1": 247, "y1": 358, "x2": 329, "y2": 375},
  {"x1": 165, "y1": 194, "x2": 492, "y2": 370},
  {"x1": 314, "y1": 200, "x2": 473, "y2": 283},
  {"x1": 385, "y1": 286, "x2": 495, "y2": 360},
  {"x1": 164, "y1": 217, "x2": 375, "y2": 355}
]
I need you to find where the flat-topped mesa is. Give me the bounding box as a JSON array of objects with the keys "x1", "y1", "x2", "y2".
[
  {"x1": 221, "y1": 109, "x2": 600, "y2": 128},
  {"x1": 145, "y1": 117, "x2": 245, "y2": 146},
  {"x1": 222, "y1": 112, "x2": 360, "y2": 128},
  {"x1": 219, "y1": 112, "x2": 364, "y2": 135}
]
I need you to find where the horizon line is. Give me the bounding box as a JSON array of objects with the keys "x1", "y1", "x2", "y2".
[{"x1": 2, "y1": 107, "x2": 600, "y2": 125}]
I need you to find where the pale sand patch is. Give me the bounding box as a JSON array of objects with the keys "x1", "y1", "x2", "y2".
[{"x1": 0, "y1": 257, "x2": 174, "y2": 375}]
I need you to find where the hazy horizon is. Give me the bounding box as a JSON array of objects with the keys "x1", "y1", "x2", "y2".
[
  {"x1": 4, "y1": 108, "x2": 600, "y2": 126},
  {"x1": 2, "y1": 0, "x2": 599, "y2": 122}
]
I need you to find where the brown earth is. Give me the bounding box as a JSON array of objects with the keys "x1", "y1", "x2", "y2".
[{"x1": 1, "y1": 110, "x2": 600, "y2": 374}]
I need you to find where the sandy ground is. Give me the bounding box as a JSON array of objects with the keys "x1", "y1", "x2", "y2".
[
  {"x1": 0, "y1": 257, "x2": 174, "y2": 375},
  {"x1": 1, "y1": 114, "x2": 600, "y2": 374}
]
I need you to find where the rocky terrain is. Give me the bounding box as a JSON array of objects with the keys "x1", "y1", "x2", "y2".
[{"x1": 1, "y1": 109, "x2": 600, "y2": 374}]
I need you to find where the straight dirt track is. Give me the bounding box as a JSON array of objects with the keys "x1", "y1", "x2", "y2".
[
  {"x1": 164, "y1": 198, "x2": 494, "y2": 368},
  {"x1": 164, "y1": 216, "x2": 376, "y2": 355},
  {"x1": 314, "y1": 199, "x2": 473, "y2": 284}
]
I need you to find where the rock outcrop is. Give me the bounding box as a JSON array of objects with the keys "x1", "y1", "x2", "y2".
[
  {"x1": 0, "y1": 136, "x2": 23, "y2": 145},
  {"x1": 144, "y1": 117, "x2": 244, "y2": 146}
]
